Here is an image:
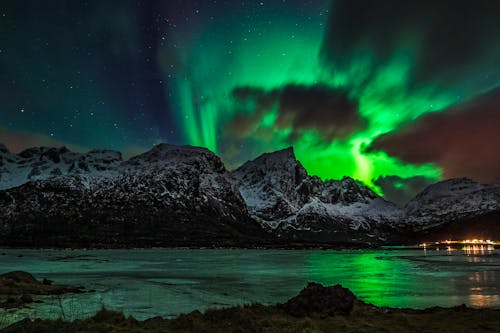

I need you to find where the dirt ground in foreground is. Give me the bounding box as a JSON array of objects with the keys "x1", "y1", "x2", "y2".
[{"x1": 3, "y1": 300, "x2": 500, "y2": 333}]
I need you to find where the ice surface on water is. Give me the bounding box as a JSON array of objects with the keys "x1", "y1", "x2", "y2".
[{"x1": 0, "y1": 248, "x2": 499, "y2": 325}]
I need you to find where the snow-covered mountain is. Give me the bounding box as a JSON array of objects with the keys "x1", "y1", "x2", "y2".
[
  {"x1": 405, "y1": 178, "x2": 500, "y2": 229},
  {"x1": 0, "y1": 144, "x2": 122, "y2": 190},
  {"x1": 0, "y1": 144, "x2": 268, "y2": 247},
  {"x1": 0, "y1": 143, "x2": 498, "y2": 246},
  {"x1": 233, "y1": 147, "x2": 402, "y2": 243},
  {"x1": 401, "y1": 178, "x2": 500, "y2": 240}
]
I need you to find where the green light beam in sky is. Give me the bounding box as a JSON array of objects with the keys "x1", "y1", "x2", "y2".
[{"x1": 162, "y1": 3, "x2": 476, "y2": 192}]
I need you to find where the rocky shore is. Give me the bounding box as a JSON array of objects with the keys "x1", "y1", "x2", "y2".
[
  {"x1": 0, "y1": 271, "x2": 84, "y2": 310},
  {"x1": 2, "y1": 282, "x2": 499, "y2": 333}
]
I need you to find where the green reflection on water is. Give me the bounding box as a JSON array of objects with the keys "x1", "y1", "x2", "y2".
[{"x1": 306, "y1": 251, "x2": 421, "y2": 308}]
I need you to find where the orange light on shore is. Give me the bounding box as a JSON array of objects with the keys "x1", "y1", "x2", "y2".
[
  {"x1": 462, "y1": 239, "x2": 495, "y2": 244},
  {"x1": 419, "y1": 239, "x2": 498, "y2": 251}
]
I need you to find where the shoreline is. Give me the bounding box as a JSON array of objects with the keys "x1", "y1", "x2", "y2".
[
  {"x1": 3, "y1": 285, "x2": 500, "y2": 333},
  {"x1": 0, "y1": 242, "x2": 410, "y2": 251},
  {"x1": 2, "y1": 249, "x2": 498, "y2": 331}
]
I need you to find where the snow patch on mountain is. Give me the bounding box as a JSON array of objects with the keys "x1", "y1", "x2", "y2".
[
  {"x1": 1, "y1": 143, "x2": 498, "y2": 245},
  {"x1": 404, "y1": 178, "x2": 500, "y2": 230},
  {"x1": 0, "y1": 145, "x2": 122, "y2": 190},
  {"x1": 233, "y1": 147, "x2": 402, "y2": 233}
]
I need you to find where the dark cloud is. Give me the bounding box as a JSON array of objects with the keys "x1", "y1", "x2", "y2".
[
  {"x1": 374, "y1": 175, "x2": 437, "y2": 206},
  {"x1": 227, "y1": 87, "x2": 279, "y2": 137},
  {"x1": 227, "y1": 84, "x2": 364, "y2": 141},
  {"x1": 370, "y1": 87, "x2": 500, "y2": 183},
  {"x1": 322, "y1": 0, "x2": 500, "y2": 89},
  {"x1": 276, "y1": 85, "x2": 362, "y2": 141}
]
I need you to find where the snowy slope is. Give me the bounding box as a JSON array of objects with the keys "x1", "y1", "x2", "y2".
[
  {"x1": 232, "y1": 147, "x2": 307, "y2": 224},
  {"x1": 233, "y1": 147, "x2": 402, "y2": 241},
  {"x1": 0, "y1": 143, "x2": 266, "y2": 247},
  {"x1": 1, "y1": 142, "x2": 498, "y2": 246},
  {"x1": 232, "y1": 148, "x2": 499, "y2": 242},
  {"x1": 0, "y1": 145, "x2": 122, "y2": 190},
  {"x1": 404, "y1": 178, "x2": 500, "y2": 230}
]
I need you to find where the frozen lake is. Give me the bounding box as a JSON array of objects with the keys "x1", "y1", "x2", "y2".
[{"x1": 1, "y1": 247, "x2": 499, "y2": 324}]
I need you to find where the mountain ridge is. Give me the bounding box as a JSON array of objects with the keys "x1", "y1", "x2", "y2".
[{"x1": 0, "y1": 143, "x2": 498, "y2": 247}]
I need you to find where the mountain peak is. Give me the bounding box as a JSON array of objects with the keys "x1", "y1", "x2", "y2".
[
  {"x1": 404, "y1": 177, "x2": 500, "y2": 228},
  {"x1": 152, "y1": 143, "x2": 210, "y2": 152},
  {"x1": 414, "y1": 177, "x2": 485, "y2": 199},
  {"x1": 255, "y1": 146, "x2": 296, "y2": 162},
  {"x1": 142, "y1": 143, "x2": 216, "y2": 159},
  {"x1": 126, "y1": 143, "x2": 226, "y2": 173},
  {"x1": 234, "y1": 146, "x2": 304, "y2": 177}
]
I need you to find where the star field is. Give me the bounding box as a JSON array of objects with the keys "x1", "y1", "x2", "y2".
[{"x1": 0, "y1": 0, "x2": 499, "y2": 200}]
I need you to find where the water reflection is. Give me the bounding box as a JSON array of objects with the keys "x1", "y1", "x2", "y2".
[
  {"x1": 469, "y1": 271, "x2": 495, "y2": 284},
  {"x1": 462, "y1": 245, "x2": 494, "y2": 256},
  {"x1": 0, "y1": 248, "x2": 498, "y2": 323},
  {"x1": 307, "y1": 251, "x2": 420, "y2": 308},
  {"x1": 467, "y1": 271, "x2": 499, "y2": 307},
  {"x1": 309, "y1": 248, "x2": 500, "y2": 309},
  {"x1": 421, "y1": 246, "x2": 499, "y2": 308}
]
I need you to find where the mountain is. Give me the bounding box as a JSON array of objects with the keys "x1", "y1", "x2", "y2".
[
  {"x1": 0, "y1": 143, "x2": 498, "y2": 247},
  {"x1": 233, "y1": 148, "x2": 500, "y2": 242},
  {"x1": 233, "y1": 148, "x2": 402, "y2": 243},
  {"x1": 0, "y1": 145, "x2": 122, "y2": 190},
  {"x1": 0, "y1": 144, "x2": 269, "y2": 247},
  {"x1": 403, "y1": 178, "x2": 500, "y2": 240}
]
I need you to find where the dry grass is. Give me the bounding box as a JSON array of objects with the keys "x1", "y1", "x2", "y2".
[
  {"x1": 2, "y1": 301, "x2": 500, "y2": 333},
  {"x1": 1, "y1": 275, "x2": 499, "y2": 332}
]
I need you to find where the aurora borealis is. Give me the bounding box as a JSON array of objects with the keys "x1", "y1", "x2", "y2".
[{"x1": 1, "y1": 0, "x2": 499, "y2": 201}]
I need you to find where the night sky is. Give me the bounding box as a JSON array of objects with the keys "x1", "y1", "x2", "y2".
[{"x1": 0, "y1": 0, "x2": 499, "y2": 201}]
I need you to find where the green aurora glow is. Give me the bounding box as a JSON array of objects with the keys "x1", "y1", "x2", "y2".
[
  {"x1": 1, "y1": 1, "x2": 498, "y2": 199},
  {"x1": 163, "y1": 2, "x2": 496, "y2": 192}
]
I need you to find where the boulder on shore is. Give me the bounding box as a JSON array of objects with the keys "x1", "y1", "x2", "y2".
[
  {"x1": 0, "y1": 271, "x2": 84, "y2": 309},
  {"x1": 280, "y1": 282, "x2": 356, "y2": 317}
]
